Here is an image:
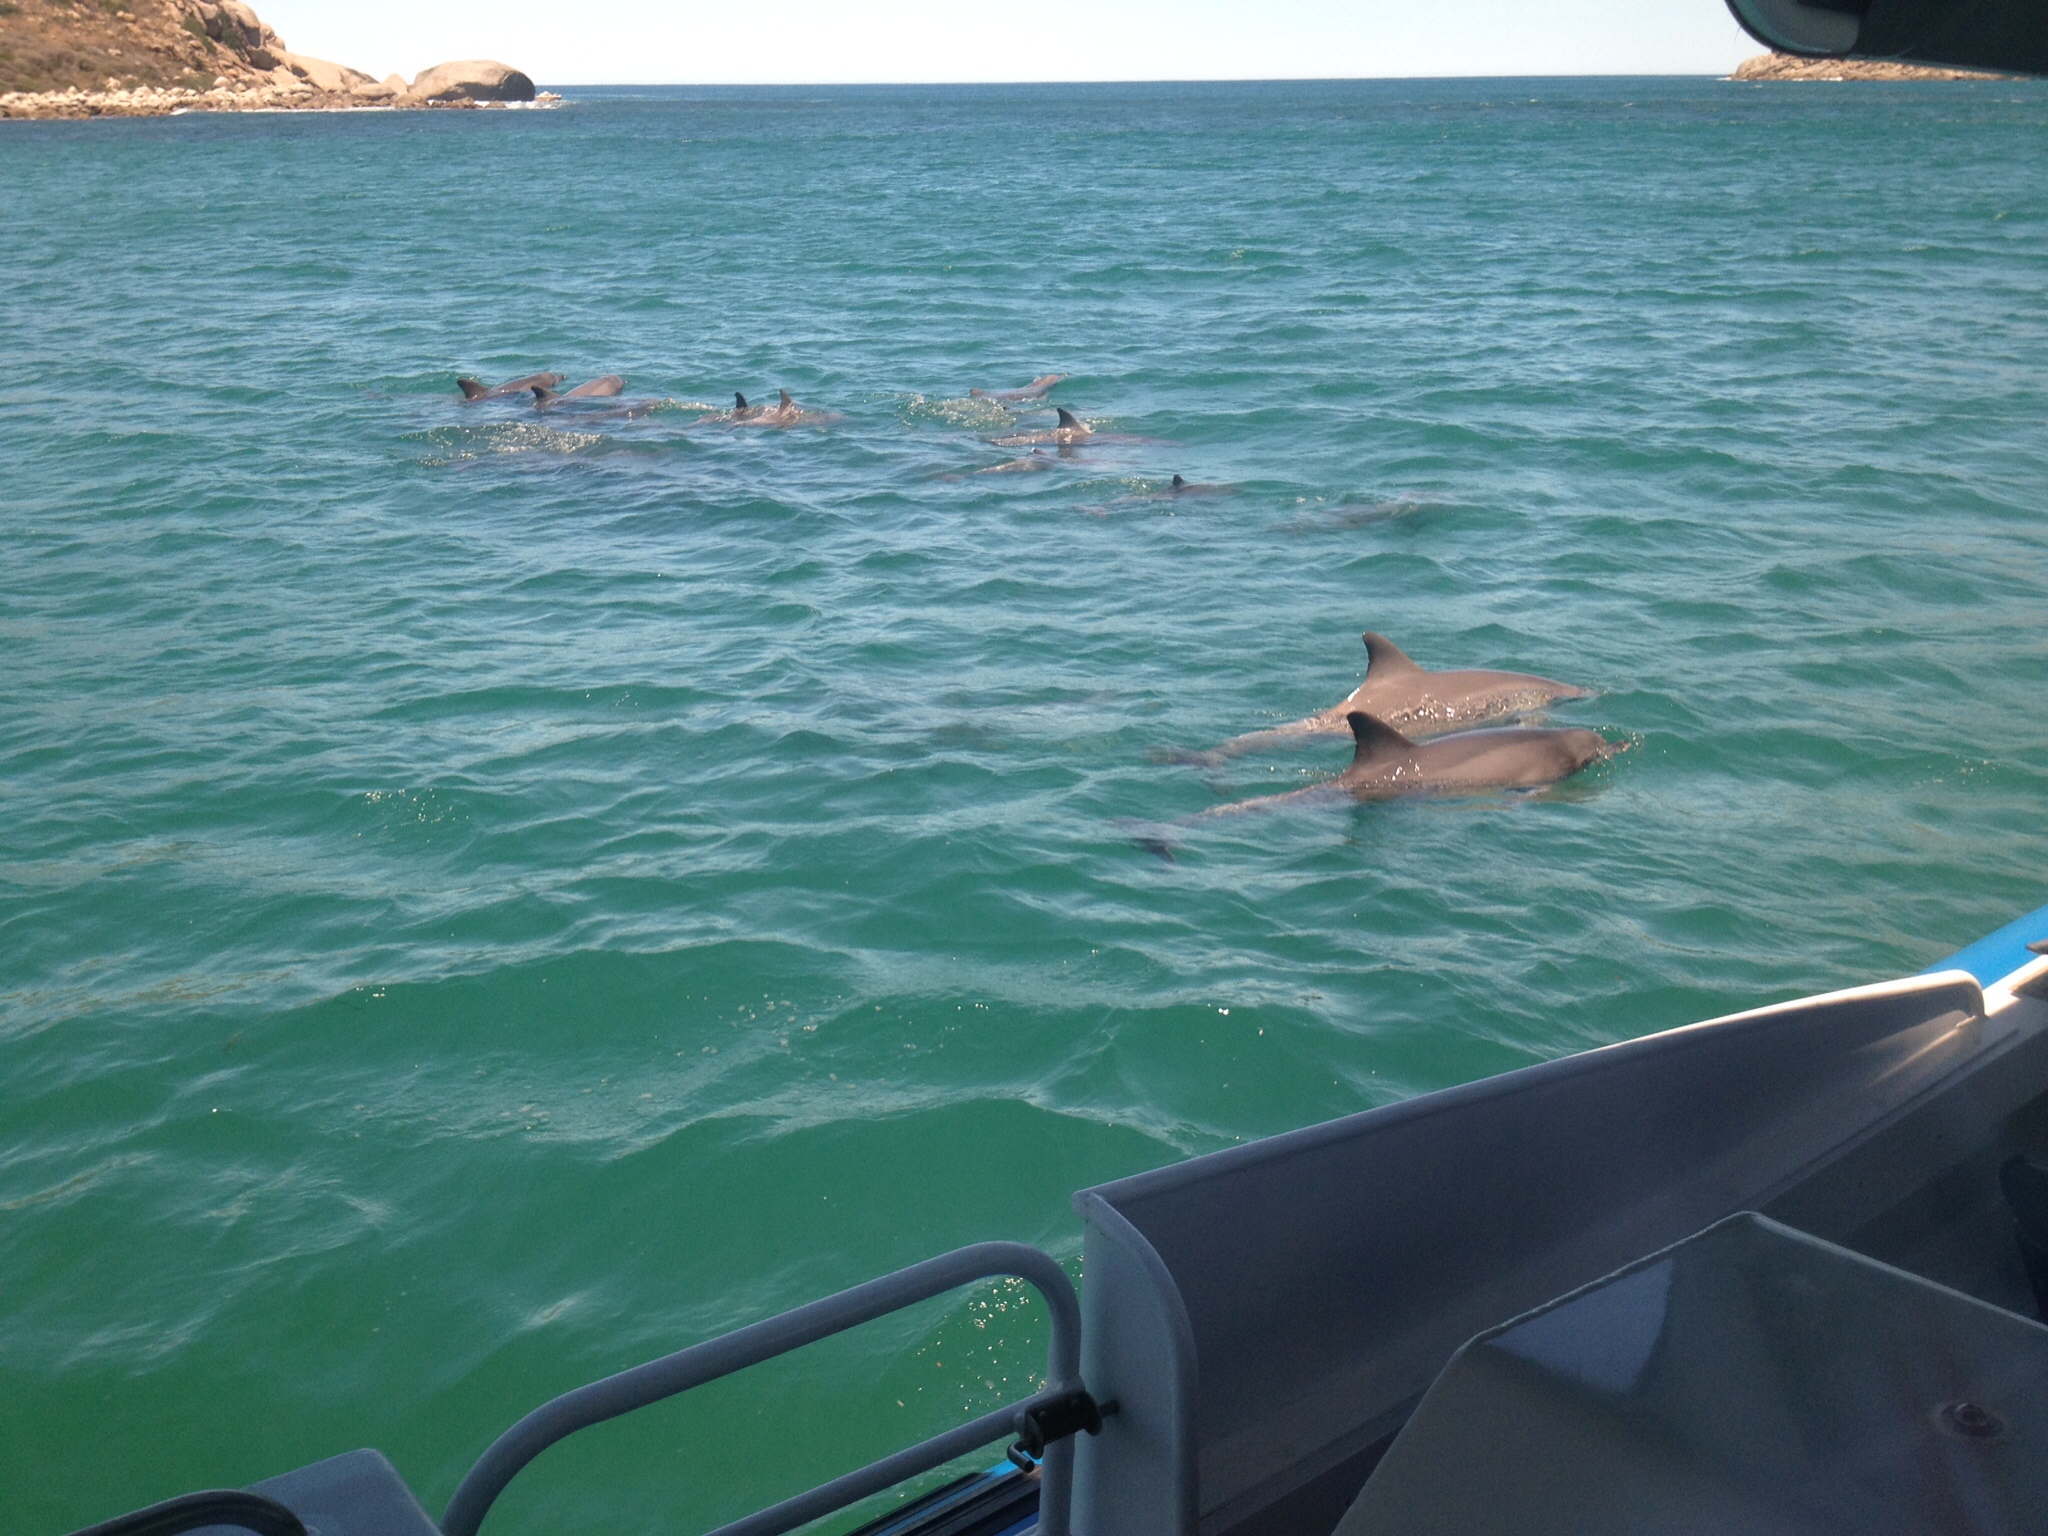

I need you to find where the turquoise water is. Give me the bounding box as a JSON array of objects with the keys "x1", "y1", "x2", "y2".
[{"x1": 5, "y1": 76, "x2": 2048, "y2": 1532}]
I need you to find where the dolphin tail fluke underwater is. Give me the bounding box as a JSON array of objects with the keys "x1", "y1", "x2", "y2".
[
  {"x1": 1114, "y1": 816, "x2": 1185, "y2": 863},
  {"x1": 1154, "y1": 716, "x2": 1335, "y2": 767},
  {"x1": 1147, "y1": 744, "x2": 1228, "y2": 768}
]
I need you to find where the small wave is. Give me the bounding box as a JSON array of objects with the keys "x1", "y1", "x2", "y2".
[
  {"x1": 899, "y1": 393, "x2": 1016, "y2": 431},
  {"x1": 409, "y1": 421, "x2": 604, "y2": 465}
]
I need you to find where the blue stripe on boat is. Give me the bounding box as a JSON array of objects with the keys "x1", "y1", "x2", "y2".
[{"x1": 1930, "y1": 899, "x2": 2048, "y2": 987}]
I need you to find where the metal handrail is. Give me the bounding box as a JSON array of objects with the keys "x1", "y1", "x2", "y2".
[{"x1": 441, "y1": 1241, "x2": 1084, "y2": 1536}]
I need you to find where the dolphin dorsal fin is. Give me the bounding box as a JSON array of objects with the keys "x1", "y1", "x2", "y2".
[
  {"x1": 1347, "y1": 711, "x2": 1418, "y2": 765},
  {"x1": 532, "y1": 385, "x2": 558, "y2": 404},
  {"x1": 779, "y1": 390, "x2": 794, "y2": 407},
  {"x1": 1171, "y1": 474, "x2": 1186, "y2": 488},
  {"x1": 457, "y1": 378, "x2": 486, "y2": 400},
  {"x1": 1056, "y1": 408, "x2": 1084, "y2": 430},
  {"x1": 735, "y1": 392, "x2": 748, "y2": 410},
  {"x1": 1362, "y1": 632, "x2": 1422, "y2": 678}
]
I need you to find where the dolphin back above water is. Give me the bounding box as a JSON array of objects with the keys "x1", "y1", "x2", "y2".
[
  {"x1": 1166, "y1": 631, "x2": 1593, "y2": 765},
  {"x1": 989, "y1": 407, "x2": 1096, "y2": 447},
  {"x1": 1128, "y1": 709, "x2": 1624, "y2": 854},
  {"x1": 1332, "y1": 711, "x2": 1621, "y2": 800},
  {"x1": 458, "y1": 372, "x2": 565, "y2": 401},
  {"x1": 1148, "y1": 712, "x2": 1622, "y2": 845},
  {"x1": 969, "y1": 374, "x2": 1068, "y2": 401},
  {"x1": 532, "y1": 376, "x2": 627, "y2": 405},
  {"x1": 744, "y1": 390, "x2": 844, "y2": 428}
]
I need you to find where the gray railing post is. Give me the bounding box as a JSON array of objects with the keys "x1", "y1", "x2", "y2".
[{"x1": 441, "y1": 1241, "x2": 1082, "y2": 1536}]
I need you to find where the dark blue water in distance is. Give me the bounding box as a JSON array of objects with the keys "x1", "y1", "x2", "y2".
[{"x1": 4, "y1": 75, "x2": 2048, "y2": 1534}]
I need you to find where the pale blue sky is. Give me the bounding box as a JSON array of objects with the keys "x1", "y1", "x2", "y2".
[{"x1": 259, "y1": 0, "x2": 1759, "y2": 85}]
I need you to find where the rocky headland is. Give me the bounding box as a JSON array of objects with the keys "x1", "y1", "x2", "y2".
[
  {"x1": 0, "y1": 0, "x2": 548, "y2": 118},
  {"x1": 1732, "y1": 50, "x2": 2010, "y2": 81}
]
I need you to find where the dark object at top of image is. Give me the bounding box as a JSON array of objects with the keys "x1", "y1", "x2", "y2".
[{"x1": 1727, "y1": 0, "x2": 2048, "y2": 75}]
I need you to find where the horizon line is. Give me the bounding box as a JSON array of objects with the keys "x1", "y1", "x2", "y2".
[{"x1": 531, "y1": 70, "x2": 1753, "y2": 87}]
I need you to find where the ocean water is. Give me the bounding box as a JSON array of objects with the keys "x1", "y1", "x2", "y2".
[{"x1": 5, "y1": 75, "x2": 2048, "y2": 1532}]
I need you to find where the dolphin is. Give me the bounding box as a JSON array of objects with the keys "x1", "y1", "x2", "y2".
[
  {"x1": 531, "y1": 376, "x2": 626, "y2": 405},
  {"x1": 1193, "y1": 712, "x2": 1622, "y2": 820},
  {"x1": 1332, "y1": 712, "x2": 1621, "y2": 799},
  {"x1": 1078, "y1": 473, "x2": 1238, "y2": 517},
  {"x1": 1131, "y1": 711, "x2": 1625, "y2": 857},
  {"x1": 969, "y1": 374, "x2": 1067, "y2": 401},
  {"x1": 990, "y1": 408, "x2": 1095, "y2": 447},
  {"x1": 458, "y1": 372, "x2": 564, "y2": 401},
  {"x1": 1163, "y1": 632, "x2": 1593, "y2": 765},
  {"x1": 974, "y1": 449, "x2": 1059, "y2": 474},
  {"x1": 698, "y1": 391, "x2": 779, "y2": 424},
  {"x1": 725, "y1": 389, "x2": 843, "y2": 429},
  {"x1": 1156, "y1": 474, "x2": 1236, "y2": 498},
  {"x1": 1269, "y1": 495, "x2": 1435, "y2": 536}
]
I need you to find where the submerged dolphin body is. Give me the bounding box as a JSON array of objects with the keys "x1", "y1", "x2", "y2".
[
  {"x1": 1165, "y1": 632, "x2": 1592, "y2": 765},
  {"x1": 974, "y1": 449, "x2": 1059, "y2": 474},
  {"x1": 1153, "y1": 474, "x2": 1236, "y2": 498},
  {"x1": 532, "y1": 376, "x2": 627, "y2": 405},
  {"x1": 969, "y1": 374, "x2": 1067, "y2": 401},
  {"x1": 457, "y1": 372, "x2": 565, "y2": 401}
]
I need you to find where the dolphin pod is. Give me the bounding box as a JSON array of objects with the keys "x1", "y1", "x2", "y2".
[
  {"x1": 443, "y1": 361, "x2": 1628, "y2": 848},
  {"x1": 1164, "y1": 632, "x2": 1592, "y2": 766}
]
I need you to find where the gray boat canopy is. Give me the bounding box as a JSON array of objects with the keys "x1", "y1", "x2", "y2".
[{"x1": 1726, "y1": 0, "x2": 2048, "y2": 75}]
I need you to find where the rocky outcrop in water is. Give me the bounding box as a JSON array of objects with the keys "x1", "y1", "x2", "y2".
[
  {"x1": 405, "y1": 59, "x2": 535, "y2": 104},
  {"x1": 0, "y1": 0, "x2": 548, "y2": 118},
  {"x1": 1732, "y1": 50, "x2": 2010, "y2": 81}
]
